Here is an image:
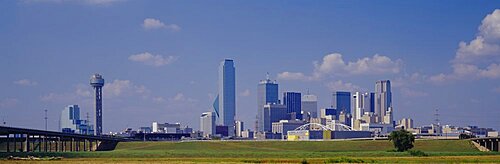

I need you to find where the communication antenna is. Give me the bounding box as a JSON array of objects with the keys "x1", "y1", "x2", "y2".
[
  {"x1": 434, "y1": 109, "x2": 440, "y2": 126},
  {"x1": 44, "y1": 109, "x2": 48, "y2": 131},
  {"x1": 266, "y1": 72, "x2": 270, "y2": 81}
]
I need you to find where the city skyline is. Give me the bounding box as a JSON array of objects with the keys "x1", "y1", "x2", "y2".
[{"x1": 1, "y1": 1, "x2": 499, "y2": 132}]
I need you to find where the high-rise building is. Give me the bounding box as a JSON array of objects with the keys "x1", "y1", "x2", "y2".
[
  {"x1": 375, "y1": 80, "x2": 392, "y2": 124},
  {"x1": 235, "y1": 120, "x2": 244, "y2": 137},
  {"x1": 90, "y1": 73, "x2": 104, "y2": 136},
  {"x1": 320, "y1": 108, "x2": 337, "y2": 119},
  {"x1": 214, "y1": 59, "x2": 236, "y2": 135},
  {"x1": 283, "y1": 92, "x2": 302, "y2": 120},
  {"x1": 257, "y1": 73, "x2": 278, "y2": 132},
  {"x1": 301, "y1": 94, "x2": 318, "y2": 119},
  {"x1": 60, "y1": 105, "x2": 93, "y2": 135},
  {"x1": 352, "y1": 92, "x2": 374, "y2": 121},
  {"x1": 332, "y1": 91, "x2": 351, "y2": 115},
  {"x1": 263, "y1": 104, "x2": 288, "y2": 132},
  {"x1": 200, "y1": 112, "x2": 216, "y2": 137},
  {"x1": 398, "y1": 118, "x2": 413, "y2": 130}
]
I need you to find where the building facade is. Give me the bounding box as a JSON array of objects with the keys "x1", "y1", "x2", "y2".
[
  {"x1": 301, "y1": 94, "x2": 318, "y2": 119},
  {"x1": 263, "y1": 104, "x2": 288, "y2": 132},
  {"x1": 283, "y1": 92, "x2": 302, "y2": 120},
  {"x1": 60, "y1": 105, "x2": 94, "y2": 135},
  {"x1": 200, "y1": 112, "x2": 216, "y2": 137},
  {"x1": 332, "y1": 91, "x2": 351, "y2": 115},
  {"x1": 214, "y1": 59, "x2": 236, "y2": 136},
  {"x1": 256, "y1": 74, "x2": 279, "y2": 132},
  {"x1": 375, "y1": 80, "x2": 392, "y2": 124}
]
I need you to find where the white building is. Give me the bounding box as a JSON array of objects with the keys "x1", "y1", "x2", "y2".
[
  {"x1": 152, "y1": 122, "x2": 181, "y2": 133},
  {"x1": 235, "y1": 120, "x2": 244, "y2": 137},
  {"x1": 200, "y1": 112, "x2": 216, "y2": 137}
]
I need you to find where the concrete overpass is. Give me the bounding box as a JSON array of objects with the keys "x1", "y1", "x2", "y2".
[
  {"x1": 471, "y1": 137, "x2": 500, "y2": 152},
  {"x1": 0, "y1": 126, "x2": 124, "y2": 153}
]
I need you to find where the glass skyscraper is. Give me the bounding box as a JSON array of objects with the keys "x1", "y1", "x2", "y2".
[
  {"x1": 332, "y1": 91, "x2": 351, "y2": 115},
  {"x1": 283, "y1": 92, "x2": 302, "y2": 120},
  {"x1": 257, "y1": 74, "x2": 279, "y2": 132},
  {"x1": 214, "y1": 59, "x2": 236, "y2": 130}
]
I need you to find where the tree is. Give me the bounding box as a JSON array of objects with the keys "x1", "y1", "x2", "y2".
[{"x1": 388, "y1": 130, "x2": 415, "y2": 152}]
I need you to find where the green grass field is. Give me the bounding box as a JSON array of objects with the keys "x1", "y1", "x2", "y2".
[{"x1": 2, "y1": 139, "x2": 500, "y2": 163}]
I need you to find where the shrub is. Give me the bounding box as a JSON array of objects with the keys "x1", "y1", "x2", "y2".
[{"x1": 407, "y1": 150, "x2": 428, "y2": 157}]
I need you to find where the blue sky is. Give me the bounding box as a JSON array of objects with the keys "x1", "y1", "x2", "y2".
[{"x1": 1, "y1": 0, "x2": 499, "y2": 132}]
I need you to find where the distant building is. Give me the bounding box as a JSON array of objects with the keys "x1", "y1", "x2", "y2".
[
  {"x1": 152, "y1": 122, "x2": 181, "y2": 133},
  {"x1": 257, "y1": 73, "x2": 279, "y2": 132},
  {"x1": 214, "y1": 59, "x2": 236, "y2": 136},
  {"x1": 332, "y1": 91, "x2": 351, "y2": 115},
  {"x1": 200, "y1": 112, "x2": 216, "y2": 137},
  {"x1": 320, "y1": 108, "x2": 337, "y2": 119},
  {"x1": 235, "y1": 120, "x2": 244, "y2": 137},
  {"x1": 272, "y1": 120, "x2": 305, "y2": 139},
  {"x1": 352, "y1": 92, "x2": 374, "y2": 121},
  {"x1": 241, "y1": 130, "x2": 254, "y2": 139},
  {"x1": 283, "y1": 92, "x2": 302, "y2": 120},
  {"x1": 60, "y1": 105, "x2": 94, "y2": 135},
  {"x1": 263, "y1": 104, "x2": 288, "y2": 132},
  {"x1": 216, "y1": 125, "x2": 229, "y2": 137},
  {"x1": 397, "y1": 118, "x2": 414, "y2": 130},
  {"x1": 375, "y1": 80, "x2": 392, "y2": 124},
  {"x1": 301, "y1": 94, "x2": 318, "y2": 119}
]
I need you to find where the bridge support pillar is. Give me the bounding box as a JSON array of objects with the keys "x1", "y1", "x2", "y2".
[
  {"x1": 24, "y1": 134, "x2": 29, "y2": 152},
  {"x1": 6, "y1": 134, "x2": 10, "y2": 152}
]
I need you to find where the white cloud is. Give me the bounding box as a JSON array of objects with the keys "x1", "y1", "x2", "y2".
[
  {"x1": 142, "y1": 18, "x2": 181, "y2": 31},
  {"x1": 153, "y1": 97, "x2": 166, "y2": 103},
  {"x1": 103, "y1": 79, "x2": 151, "y2": 98},
  {"x1": 0, "y1": 98, "x2": 19, "y2": 108},
  {"x1": 277, "y1": 72, "x2": 311, "y2": 81},
  {"x1": 278, "y1": 53, "x2": 402, "y2": 81},
  {"x1": 170, "y1": 93, "x2": 197, "y2": 102},
  {"x1": 240, "y1": 89, "x2": 250, "y2": 97},
  {"x1": 325, "y1": 80, "x2": 362, "y2": 92},
  {"x1": 314, "y1": 53, "x2": 402, "y2": 76},
  {"x1": 432, "y1": 9, "x2": 500, "y2": 83},
  {"x1": 13, "y1": 79, "x2": 38, "y2": 86},
  {"x1": 128, "y1": 52, "x2": 177, "y2": 67}
]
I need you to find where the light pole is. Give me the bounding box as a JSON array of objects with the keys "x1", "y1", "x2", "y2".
[{"x1": 44, "y1": 109, "x2": 48, "y2": 131}]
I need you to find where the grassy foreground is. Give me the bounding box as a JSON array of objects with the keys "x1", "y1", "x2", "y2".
[{"x1": 2, "y1": 139, "x2": 500, "y2": 163}]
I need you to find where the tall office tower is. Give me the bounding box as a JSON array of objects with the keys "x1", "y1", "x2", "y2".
[
  {"x1": 235, "y1": 120, "x2": 244, "y2": 137},
  {"x1": 283, "y1": 92, "x2": 302, "y2": 120},
  {"x1": 301, "y1": 94, "x2": 318, "y2": 119},
  {"x1": 375, "y1": 80, "x2": 392, "y2": 124},
  {"x1": 256, "y1": 73, "x2": 278, "y2": 132},
  {"x1": 263, "y1": 104, "x2": 288, "y2": 132},
  {"x1": 90, "y1": 74, "x2": 104, "y2": 136},
  {"x1": 213, "y1": 59, "x2": 236, "y2": 135},
  {"x1": 332, "y1": 91, "x2": 351, "y2": 115},
  {"x1": 200, "y1": 112, "x2": 216, "y2": 137},
  {"x1": 352, "y1": 92, "x2": 374, "y2": 121},
  {"x1": 60, "y1": 105, "x2": 94, "y2": 135}
]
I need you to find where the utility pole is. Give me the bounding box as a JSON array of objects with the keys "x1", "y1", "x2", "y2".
[{"x1": 44, "y1": 109, "x2": 48, "y2": 131}]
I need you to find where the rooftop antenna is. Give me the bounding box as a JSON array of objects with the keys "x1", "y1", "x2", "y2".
[
  {"x1": 266, "y1": 72, "x2": 270, "y2": 81},
  {"x1": 44, "y1": 109, "x2": 48, "y2": 131}
]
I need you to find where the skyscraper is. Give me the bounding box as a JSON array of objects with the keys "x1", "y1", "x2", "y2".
[
  {"x1": 332, "y1": 91, "x2": 351, "y2": 115},
  {"x1": 90, "y1": 74, "x2": 104, "y2": 136},
  {"x1": 257, "y1": 73, "x2": 278, "y2": 132},
  {"x1": 214, "y1": 59, "x2": 236, "y2": 135},
  {"x1": 375, "y1": 80, "x2": 392, "y2": 124},
  {"x1": 301, "y1": 94, "x2": 318, "y2": 119},
  {"x1": 283, "y1": 92, "x2": 302, "y2": 120},
  {"x1": 235, "y1": 120, "x2": 244, "y2": 137},
  {"x1": 352, "y1": 92, "x2": 374, "y2": 121},
  {"x1": 200, "y1": 112, "x2": 216, "y2": 137},
  {"x1": 60, "y1": 105, "x2": 93, "y2": 135},
  {"x1": 263, "y1": 104, "x2": 288, "y2": 132}
]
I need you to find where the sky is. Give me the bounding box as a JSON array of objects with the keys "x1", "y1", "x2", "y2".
[{"x1": 1, "y1": 0, "x2": 500, "y2": 133}]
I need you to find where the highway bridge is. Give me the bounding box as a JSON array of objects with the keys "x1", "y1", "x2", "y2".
[
  {"x1": 0, "y1": 126, "x2": 124, "y2": 152},
  {"x1": 471, "y1": 137, "x2": 500, "y2": 152}
]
